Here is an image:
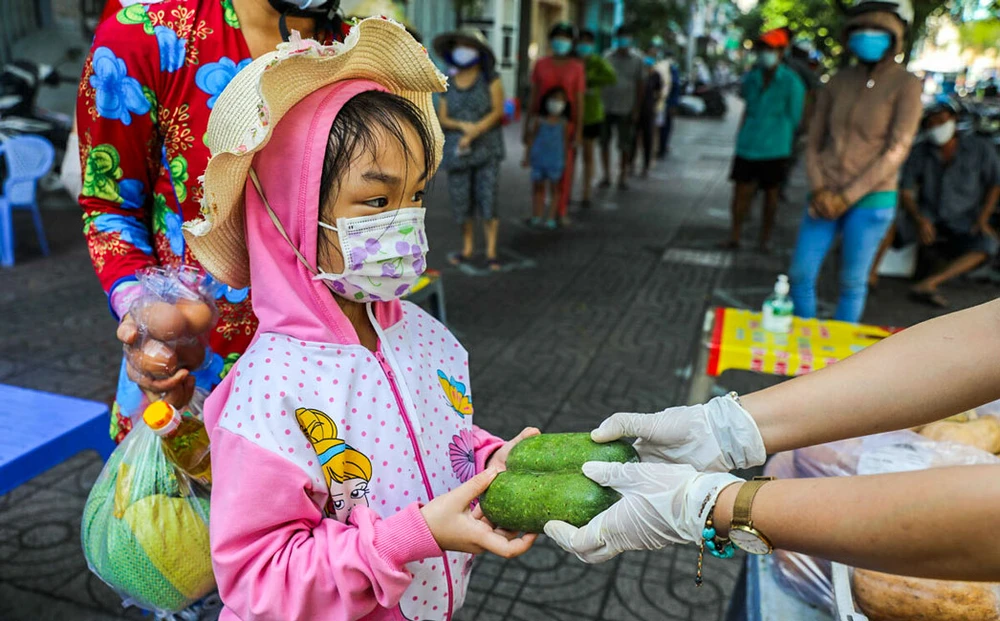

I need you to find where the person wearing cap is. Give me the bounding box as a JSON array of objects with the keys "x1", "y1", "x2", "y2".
[
  {"x1": 576, "y1": 29, "x2": 617, "y2": 209},
  {"x1": 434, "y1": 28, "x2": 506, "y2": 271},
  {"x1": 723, "y1": 28, "x2": 805, "y2": 252},
  {"x1": 525, "y1": 22, "x2": 585, "y2": 227},
  {"x1": 184, "y1": 18, "x2": 538, "y2": 620},
  {"x1": 600, "y1": 25, "x2": 645, "y2": 191},
  {"x1": 77, "y1": 0, "x2": 347, "y2": 442},
  {"x1": 896, "y1": 103, "x2": 1000, "y2": 307},
  {"x1": 789, "y1": 0, "x2": 923, "y2": 323}
]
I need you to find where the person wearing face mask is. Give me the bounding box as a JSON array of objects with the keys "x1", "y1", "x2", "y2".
[
  {"x1": 434, "y1": 28, "x2": 506, "y2": 271},
  {"x1": 600, "y1": 25, "x2": 645, "y2": 191},
  {"x1": 186, "y1": 19, "x2": 539, "y2": 619},
  {"x1": 723, "y1": 29, "x2": 805, "y2": 252},
  {"x1": 524, "y1": 22, "x2": 585, "y2": 227},
  {"x1": 895, "y1": 103, "x2": 1000, "y2": 308},
  {"x1": 789, "y1": 0, "x2": 923, "y2": 323},
  {"x1": 576, "y1": 30, "x2": 617, "y2": 209}
]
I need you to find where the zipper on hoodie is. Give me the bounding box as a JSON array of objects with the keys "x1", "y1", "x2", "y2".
[{"x1": 366, "y1": 304, "x2": 456, "y2": 619}]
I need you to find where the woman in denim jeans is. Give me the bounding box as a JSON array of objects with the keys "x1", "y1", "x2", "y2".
[{"x1": 789, "y1": 0, "x2": 922, "y2": 322}]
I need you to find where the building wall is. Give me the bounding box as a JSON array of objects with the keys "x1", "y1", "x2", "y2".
[{"x1": 462, "y1": 0, "x2": 522, "y2": 99}]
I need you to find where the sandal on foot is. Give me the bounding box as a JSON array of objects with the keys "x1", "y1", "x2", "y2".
[
  {"x1": 449, "y1": 252, "x2": 473, "y2": 266},
  {"x1": 487, "y1": 258, "x2": 503, "y2": 272},
  {"x1": 909, "y1": 289, "x2": 949, "y2": 308}
]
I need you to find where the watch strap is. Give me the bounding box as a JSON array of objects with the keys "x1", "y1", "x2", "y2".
[{"x1": 732, "y1": 476, "x2": 774, "y2": 528}]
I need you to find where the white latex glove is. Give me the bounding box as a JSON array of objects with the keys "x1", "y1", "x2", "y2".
[
  {"x1": 593, "y1": 395, "x2": 766, "y2": 472},
  {"x1": 544, "y1": 461, "x2": 742, "y2": 564}
]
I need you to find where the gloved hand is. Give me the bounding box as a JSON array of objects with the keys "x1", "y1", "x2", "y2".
[
  {"x1": 592, "y1": 395, "x2": 766, "y2": 472},
  {"x1": 545, "y1": 461, "x2": 742, "y2": 563}
]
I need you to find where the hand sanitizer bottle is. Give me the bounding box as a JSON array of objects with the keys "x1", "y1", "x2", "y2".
[{"x1": 762, "y1": 274, "x2": 794, "y2": 334}]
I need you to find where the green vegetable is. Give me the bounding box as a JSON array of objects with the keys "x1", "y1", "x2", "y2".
[{"x1": 480, "y1": 432, "x2": 638, "y2": 533}]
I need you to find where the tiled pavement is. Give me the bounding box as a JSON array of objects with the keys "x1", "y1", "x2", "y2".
[{"x1": 2, "y1": 94, "x2": 997, "y2": 621}]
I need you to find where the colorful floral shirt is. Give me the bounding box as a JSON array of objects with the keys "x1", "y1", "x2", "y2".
[{"x1": 78, "y1": 0, "x2": 254, "y2": 440}]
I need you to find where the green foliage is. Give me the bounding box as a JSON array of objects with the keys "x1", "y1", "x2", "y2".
[
  {"x1": 957, "y1": 18, "x2": 1000, "y2": 52},
  {"x1": 622, "y1": 0, "x2": 690, "y2": 46}
]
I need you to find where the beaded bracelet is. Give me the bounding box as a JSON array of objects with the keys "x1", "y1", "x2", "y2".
[{"x1": 695, "y1": 506, "x2": 736, "y2": 587}]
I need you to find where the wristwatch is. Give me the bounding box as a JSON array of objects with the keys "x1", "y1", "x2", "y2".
[{"x1": 728, "y1": 476, "x2": 775, "y2": 555}]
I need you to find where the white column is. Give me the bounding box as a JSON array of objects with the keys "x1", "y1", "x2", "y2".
[{"x1": 492, "y1": 0, "x2": 505, "y2": 62}]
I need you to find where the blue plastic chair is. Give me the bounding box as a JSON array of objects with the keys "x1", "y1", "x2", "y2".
[{"x1": 0, "y1": 134, "x2": 55, "y2": 267}]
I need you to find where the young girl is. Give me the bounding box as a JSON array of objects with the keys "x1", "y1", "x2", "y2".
[
  {"x1": 184, "y1": 19, "x2": 537, "y2": 621},
  {"x1": 524, "y1": 87, "x2": 572, "y2": 231}
]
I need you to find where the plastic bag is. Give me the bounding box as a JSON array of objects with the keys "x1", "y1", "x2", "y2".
[
  {"x1": 82, "y1": 418, "x2": 215, "y2": 616},
  {"x1": 125, "y1": 266, "x2": 218, "y2": 380},
  {"x1": 766, "y1": 431, "x2": 999, "y2": 611}
]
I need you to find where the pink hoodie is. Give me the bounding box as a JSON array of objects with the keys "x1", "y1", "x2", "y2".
[{"x1": 203, "y1": 79, "x2": 504, "y2": 621}]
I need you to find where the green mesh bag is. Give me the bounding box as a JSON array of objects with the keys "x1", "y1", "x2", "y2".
[{"x1": 82, "y1": 421, "x2": 215, "y2": 615}]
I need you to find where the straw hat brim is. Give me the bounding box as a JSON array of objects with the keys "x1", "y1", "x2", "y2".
[
  {"x1": 184, "y1": 17, "x2": 448, "y2": 289},
  {"x1": 432, "y1": 30, "x2": 496, "y2": 66}
]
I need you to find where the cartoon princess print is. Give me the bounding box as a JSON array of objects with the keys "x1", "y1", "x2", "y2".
[{"x1": 295, "y1": 407, "x2": 373, "y2": 522}]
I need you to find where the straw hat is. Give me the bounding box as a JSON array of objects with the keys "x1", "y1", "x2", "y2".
[
  {"x1": 184, "y1": 16, "x2": 448, "y2": 289},
  {"x1": 432, "y1": 26, "x2": 496, "y2": 66}
]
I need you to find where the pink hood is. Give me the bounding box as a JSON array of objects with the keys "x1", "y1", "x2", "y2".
[{"x1": 244, "y1": 78, "x2": 401, "y2": 347}]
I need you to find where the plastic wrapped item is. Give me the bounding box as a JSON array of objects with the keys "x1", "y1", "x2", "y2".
[
  {"x1": 125, "y1": 266, "x2": 219, "y2": 380},
  {"x1": 144, "y1": 400, "x2": 212, "y2": 489},
  {"x1": 766, "y1": 431, "x2": 999, "y2": 612},
  {"x1": 82, "y1": 418, "x2": 215, "y2": 616}
]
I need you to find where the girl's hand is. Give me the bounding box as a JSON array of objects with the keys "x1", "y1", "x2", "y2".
[
  {"x1": 421, "y1": 468, "x2": 538, "y2": 558},
  {"x1": 487, "y1": 427, "x2": 541, "y2": 471}
]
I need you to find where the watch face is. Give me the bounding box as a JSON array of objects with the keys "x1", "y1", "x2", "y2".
[{"x1": 729, "y1": 527, "x2": 771, "y2": 555}]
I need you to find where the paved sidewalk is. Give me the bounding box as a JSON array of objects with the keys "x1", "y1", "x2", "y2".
[{"x1": 1, "y1": 97, "x2": 996, "y2": 620}]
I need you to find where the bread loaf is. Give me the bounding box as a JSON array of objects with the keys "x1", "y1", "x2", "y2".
[
  {"x1": 852, "y1": 568, "x2": 1000, "y2": 621},
  {"x1": 919, "y1": 417, "x2": 1000, "y2": 454}
]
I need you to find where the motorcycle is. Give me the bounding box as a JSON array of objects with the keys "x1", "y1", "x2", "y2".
[
  {"x1": 0, "y1": 52, "x2": 81, "y2": 190},
  {"x1": 675, "y1": 79, "x2": 728, "y2": 119}
]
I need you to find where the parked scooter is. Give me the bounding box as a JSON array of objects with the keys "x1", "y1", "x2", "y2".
[{"x1": 675, "y1": 79, "x2": 728, "y2": 119}]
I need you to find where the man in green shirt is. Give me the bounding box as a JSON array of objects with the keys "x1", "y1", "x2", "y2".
[{"x1": 576, "y1": 30, "x2": 617, "y2": 207}]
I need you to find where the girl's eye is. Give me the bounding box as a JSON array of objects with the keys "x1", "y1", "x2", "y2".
[{"x1": 364, "y1": 197, "x2": 390, "y2": 208}]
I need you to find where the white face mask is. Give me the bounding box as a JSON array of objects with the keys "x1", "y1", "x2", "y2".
[
  {"x1": 546, "y1": 99, "x2": 566, "y2": 116},
  {"x1": 248, "y1": 168, "x2": 429, "y2": 304},
  {"x1": 928, "y1": 119, "x2": 956, "y2": 146},
  {"x1": 450, "y1": 45, "x2": 480, "y2": 67},
  {"x1": 315, "y1": 209, "x2": 429, "y2": 303}
]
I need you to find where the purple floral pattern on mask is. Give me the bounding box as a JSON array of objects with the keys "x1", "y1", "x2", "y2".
[{"x1": 316, "y1": 209, "x2": 429, "y2": 303}]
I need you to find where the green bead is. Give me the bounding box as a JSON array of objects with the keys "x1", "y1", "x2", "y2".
[
  {"x1": 706, "y1": 539, "x2": 717, "y2": 551},
  {"x1": 702, "y1": 527, "x2": 716, "y2": 540}
]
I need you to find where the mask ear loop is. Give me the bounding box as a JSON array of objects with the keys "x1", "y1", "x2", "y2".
[{"x1": 248, "y1": 167, "x2": 320, "y2": 276}]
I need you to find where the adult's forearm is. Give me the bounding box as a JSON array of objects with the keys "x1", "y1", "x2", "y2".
[
  {"x1": 978, "y1": 186, "x2": 1000, "y2": 223},
  {"x1": 714, "y1": 465, "x2": 1000, "y2": 581},
  {"x1": 740, "y1": 300, "x2": 1000, "y2": 454},
  {"x1": 899, "y1": 190, "x2": 922, "y2": 221}
]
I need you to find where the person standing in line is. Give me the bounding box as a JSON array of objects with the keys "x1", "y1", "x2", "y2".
[
  {"x1": 524, "y1": 88, "x2": 573, "y2": 230},
  {"x1": 651, "y1": 40, "x2": 673, "y2": 161},
  {"x1": 636, "y1": 48, "x2": 665, "y2": 179},
  {"x1": 723, "y1": 29, "x2": 805, "y2": 252},
  {"x1": 435, "y1": 28, "x2": 506, "y2": 272},
  {"x1": 789, "y1": 0, "x2": 923, "y2": 323},
  {"x1": 576, "y1": 30, "x2": 617, "y2": 209},
  {"x1": 599, "y1": 25, "x2": 645, "y2": 191},
  {"x1": 658, "y1": 52, "x2": 681, "y2": 159},
  {"x1": 524, "y1": 23, "x2": 585, "y2": 227}
]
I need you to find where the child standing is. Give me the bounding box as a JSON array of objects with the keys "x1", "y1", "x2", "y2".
[
  {"x1": 184, "y1": 19, "x2": 537, "y2": 621},
  {"x1": 524, "y1": 87, "x2": 572, "y2": 230}
]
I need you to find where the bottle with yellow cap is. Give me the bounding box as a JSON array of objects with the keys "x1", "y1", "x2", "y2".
[{"x1": 143, "y1": 400, "x2": 212, "y2": 489}]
